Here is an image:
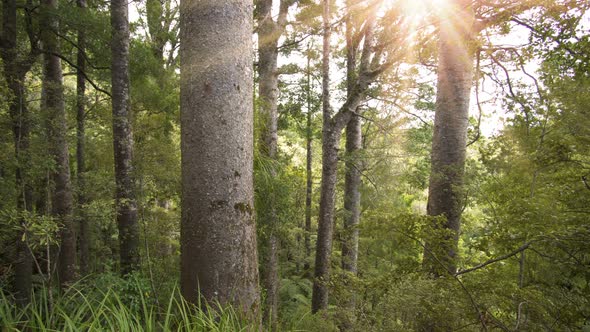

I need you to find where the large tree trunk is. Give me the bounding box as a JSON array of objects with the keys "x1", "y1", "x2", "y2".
[
  {"x1": 423, "y1": 0, "x2": 475, "y2": 277},
  {"x1": 41, "y1": 0, "x2": 77, "y2": 286},
  {"x1": 76, "y1": 0, "x2": 90, "y2": 276},
  {"x1": 111, "y1": 0, "x2": 140, "y2": 276},
  {"x1": 180, "y1": 0, "x2": 260, "y2": 316}
]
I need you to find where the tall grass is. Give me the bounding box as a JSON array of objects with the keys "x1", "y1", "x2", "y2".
[{"x1": 0, "y1": 276, "x2": 249, "y2": 331}]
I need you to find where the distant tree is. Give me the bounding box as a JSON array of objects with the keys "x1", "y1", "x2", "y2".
[
  {"x1": 423, "y1": 0, "x2": 544, "y2": 276},
  {"x1": 111, "y1": 0, "x2": 140, "y2": 275},
  {"x1": 76, "y1": 0, "x2": 90, "y2": 276},
  {"x1": 341, "y1": 0, "x2": 363, "y2": 327},
  {"x1": 41, "y1": 0, "x2": 77, "y2": 286},
  {"x1": 256, "y1": 0, "x2": 296, "y2": 326},
  {"x1": 312, "y1": 0, "x2": 404, "y2": 313},
  {"x1": 0, "y1": 0, "x2": 40, "y2": 304}
]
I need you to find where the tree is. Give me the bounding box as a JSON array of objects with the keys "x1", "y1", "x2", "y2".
[
  {"x1": 340, "y1": 0, "x2": 363, "y2": 325},
  {"x1": 256, "y1": 0, "x2": 296, "y2": 326},
  {"x1": 312, "y1": 0, "x2": 400, "y2": 312},
  {"x1": 76, "y1": 0, "x2": 90, "y2": 276},
  {"x1": 303, "y1": 46, "x2": 315, "y2": 273},
  {"x1": 422, "y1": 0, "x2": 540, "y2": 276},
  {"x1": 41, "y1": 0, "x2": 77, "y2": 286},
  {"x1": 0, "y1": 0, "x2": 39, "y2": 304},
  {"x1": 422, "y1": 0, "x2": 475, "y2": 276},
  {"x1": 179, "y1": 0, "x2": 260, "y2": 315},
  {"x1": 111, "y1": 0, "x2": 140, "y2": 276}
]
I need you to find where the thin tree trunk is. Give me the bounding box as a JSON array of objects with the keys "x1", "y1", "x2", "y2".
[
  {"x1": 41, "y1": 0, "x2": 77, "y2": 286},
  {"x1": 340, "y1": 9, "x2": 362, "y2": 326},
  {"x1": 180, "y1": 0, "x2": 260, "y2": 317},
  {"x1": 6, "y1": 75, "x2": 33, "y2": 305},
  {"x1": 257, "y1": 0, "x2": 293, "y2": 326},
  {"x1": 258, "y1": 0, "x2": 280, "y2": 324},
  {"x1": 76, "y1": 0, "x2": 90, "y2": 276},
  {"x1": 304, "y1": 51, "x2": 313, "y2": 273},
  {"x1": 423, "y1": 0, "x2": 474, "y2": 277},
  {"x1": 311, "y1": 8, "x2": 377, "y2": 313},
  {"x1": 1, "y1": 0, "x2": 35, "y2": 305},
  {"x1": 311, "y1": 0, "x2": 334, "y2": 312},
  {"x1": 111, "y1": 0, "x2": 140, "y2": 276},
  {"x1": 341, "y1": 0, "x2": 361, "y2": 277}
]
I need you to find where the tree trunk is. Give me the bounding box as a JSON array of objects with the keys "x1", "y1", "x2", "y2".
[
  {"x1": 311, "y1": 5, "x2": 376, "y2": 312},
  {"x1": 311, "y1": 0, "x2": 334, "y2": 312},
  {"x1": 423, "y1": 0, "x2": 474, "y2": 277},
  {"x1": 111, "y1": 0, "x2": 140, "y2": 276},
  {"x1": 304, "y1": 51, "x2": 313, "y2": 273},
  {"x1": 0, "y1": 0, "x2": 35, "y2": 305},
  {"x1": 180, "y1": 0, "x2": 260, "y2": 316},
  {"x1": 257, "y1": 0, "x2": 287, "y2": 326},
  {"x1": 76, "y1": 0, "x2": 90, "y2": 276},
  {"x1": 340, "y1": 11, "x2": 362, "y2": 326},
  {"x1": 41, "y1": 0, "x2": 77, "y2": 286},
  {"x1": 341, "y1": 2, "x2": 361, "y2": 278}
]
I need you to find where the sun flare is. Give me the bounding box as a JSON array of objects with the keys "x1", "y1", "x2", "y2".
[{"x1": 400, "y1": 0, "x2": 448, "y2": 20}]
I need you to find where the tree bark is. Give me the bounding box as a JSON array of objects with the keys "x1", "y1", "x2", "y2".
[
  {"x1": 257, "y1": 0, "x2": 291, "y2": 327},
  {"x1": 341, "y1": 1, "x2": 361, "y2": 278},
  {"x1": 423, "y1": 0, "x2": 475, "y2": 276},
  {"x1": 111, "y1": 0, "x2": 140, "y2": 276},
  {"x1": 340, "y1": 10, "x2": 362, "y2": 327},
  {"x1": 180, "y1": 0, "x2": 260, "y2": 316},
  {"x1": 41, "y1": 0, "x2": 77, "y2": 286},
  {"x1": 304, "y1": 50, "x2": 313, "y2": 273},
  {"x1": 311, "y1": 8, "x2": 378, "y2": 313},
  {"x1": 311, "y1": 0, "x2": 333, "y2": 312},
  {"x1": 0, "y1": 0, "x2": 35, "y2": 304},
  {"x1": 76, "y1": 0, "x2": 90, "y2": 276}
]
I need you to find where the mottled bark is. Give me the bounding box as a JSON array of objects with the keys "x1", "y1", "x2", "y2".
[
  {"x1": 423, "y1": 0, "x2": 475, "y2": 276},
  {"x1": 41, "y1": 0, "x2": 77, "y2": 286},
  {"x1": 257, "y1": 0, "x2": 291, "y2": 327},
  {"x1": 180, "y1": 0, "x2": 260, "y2": 316},
  {"x1": 0, "y1": 0, "x2": 35, "y2": 305},
  {"x1": 111, "y1": 0, "x2": 140, "y2": 276},
  {"x1": 76, "y1": 0, "x2": 90, "y2": 276}
]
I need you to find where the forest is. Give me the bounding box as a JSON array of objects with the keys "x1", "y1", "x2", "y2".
[{"x1": 0, "y1": 0, "x2": 589, "y2": 330}]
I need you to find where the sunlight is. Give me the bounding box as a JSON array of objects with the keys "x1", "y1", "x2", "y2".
[{"x1": 400, "y1": 0, "x2": 448, "y2": 20}]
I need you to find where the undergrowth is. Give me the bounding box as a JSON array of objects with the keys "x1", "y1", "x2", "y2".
[{"x1": 0, "y1": 274, "x2": 250, "y2": 331}]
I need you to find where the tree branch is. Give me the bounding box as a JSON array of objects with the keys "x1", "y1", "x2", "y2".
[
  {"x1": 455, "y1": 242, "x2": 532, "y2": 276},
  {"x1": 42, "y1": 50, "x2": 112, "y2": 97}
]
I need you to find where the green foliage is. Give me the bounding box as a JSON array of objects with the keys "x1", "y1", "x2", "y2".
[{"x1": 0, "y1": 275, "x2": 251, "y2": 332}]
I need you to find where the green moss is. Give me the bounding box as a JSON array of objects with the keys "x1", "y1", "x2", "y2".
[{"x1": 234, "y1": 202, "x2": 252, "y2": 215}]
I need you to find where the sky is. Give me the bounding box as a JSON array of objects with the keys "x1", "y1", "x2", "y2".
[{"x1": 128, "y1": 0, "x2": 589, "y2": 138}]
